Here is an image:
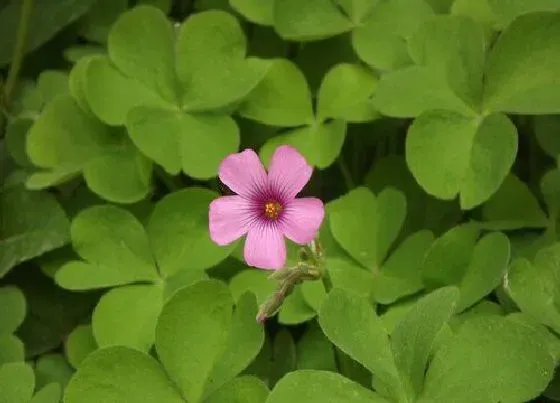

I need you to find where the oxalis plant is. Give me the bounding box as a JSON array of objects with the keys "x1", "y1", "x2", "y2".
[{"x1": 2, "y1": 0, "x2": 560, "y2": 402}]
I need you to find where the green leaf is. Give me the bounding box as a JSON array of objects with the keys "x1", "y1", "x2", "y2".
[
  {"x1": 127, "y1": 107, "x2": 240, "y2": 178},
  {"x1": 0, "y1": 187, "x2": 70, "y2": 277},
  {"x1": 229, "y1": 269, "x2": 276, "y2": 305},
  {"x1": 390, "y1": 287, "x2": 459, "y2": 398},
  {"x1": 373, "y1": 230, "x2": 434, "y2": 304},
  {"x1": 319, "y1": 288, "x2": 404, "y2": 401},
  {"x1": 34, "y1": 353, "x2": 73, "y2": 390},
  {"x1": 79, "y1": 0, "x2": 128, "y2": 44},
  {"x1": 481, "y1": 173, "x2": 549, "y2": 229},
  {"x1": 300, "y1": 281, "x2": 327, "y2": 312},
  {"x1": 30, "y1": 383, "x2": 61, "y2": 403},
  {"x1": 0, "y1": 0, "x2": 97, "y2": 66},
  {"x1": 317, "y1": 63, "x2": 379, "y2": 122},
  {"x1": 273, "y1": 0, "x2": 352, "y2": 41},
  {"x1": 92, "y1": 284, "x2": 164, "y2": 351},
  {"x1": 506, "y1": 243, "x2": 560, "y2": 334},
  {"x1": 352, "y1": 0, "x2": 434, "y2": 70},
  {"x1": 0, "y1": 286, "x2": 26, "y2": 334},
  {"x1": 419, "y1": 316, "x2": 554, "y2": 403},
  {"x1": 65, "y1": 324, "x2": 97, "y2": 368},
  {"x1": 406, "y1": 111, "x2": 518, "y2": 209},
  {"x1": 296, "y1": 322, "x2": 336, "y2": 371},
  {"x1": 176, "y1": 10, "x2": 269, "y2": 111},
  {"x1": 205, "y1": 376, "x2": 269, "y2": 403},
  {"x1": 266, "y1": 370, "x2": 391, "y2": 403},
  {"x1": 64, "y1": 346, "x2": 183, "y2": 403},
  {"x1": 541, "y1": 168, "x2": 560, "y2": 219},
  {"x1": 259, "y1": 120, "x2": 347, "y2": 169},
  {"x1": 483, "y1": 12, "x2": 560, "y2": 113},
  {"x1": 238, "y1": 59, "x2": 314, "y2": 127},
  {"x1": 229, "y1": 0, "x2": 273, "y2": 25},
  {"x1": 147, "y1": 188, "x2": 235, "y2": 276},
  {"x1": 0, "y1": 362, "x2": 35, "y2": 403},
  {"x1": 335, "y1": 0, "x2": 377, "y2": 23},
  {"x1": 0, "y1": 334, "x2": 24, "y2": 365},
  {"x1": 329, "y1": 187, "x2": 406, "y2": 269},
  {"x1": 277, "y1": 287, "x2": 317, "y2": 325},
  {"x1": 26, "y1": 94, "x2": 152, "y2": 203},
  {"x1": 327, "y1": 258, "x2": 374, "y2": 299},
  {"x1": 205, "y1": 293, "x2": 264, "y2": 397},
  {"x1": 455, "y1": 232, "x2": 510, "y2": 312},
  {"x1": 487, "y1": 0, "x2": 560, "y2": 29},
  {"x1": 108, "y1": 5, "x2": 177, "y2": 104},
  {"x1": 56, "y1": 205, "x2": 158, "y2": 290},
  {"x1": 155, "y1": 280, "x2": 233, "y2": 402},
  {"x1": 5, "y1": 118, "x2": 34, "y2": 168}
]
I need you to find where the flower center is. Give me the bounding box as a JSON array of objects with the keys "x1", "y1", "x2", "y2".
[{"x1": 264, "y1": 201, "x2": 283, "y2": 220}]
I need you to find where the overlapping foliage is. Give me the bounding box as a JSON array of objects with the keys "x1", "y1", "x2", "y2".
[{"x1": 2, "y1": 0, "x2": 560, "y2": 402}]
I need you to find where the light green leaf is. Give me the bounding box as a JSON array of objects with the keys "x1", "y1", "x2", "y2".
[
  {"x1": 0, "y1": 0, "x2": 97, "y2": 66},
  {"x1": 108, "y1": 5, "x2": 177, "y2": 104},
  {"x1": 259, "y1": 120, "x2": 346, "y2": 169},
  {"x1": 68, "y1": 55, "x2": 96, "y2": 115},
  {"x1": 64, "y1": 346, "x2": 183, "y2": 403},
  {"x1": 147, "y1": 188, "x2": 235, "y2": 276},
  {"x1": 481, "y1": 173, "x2": 549, "y2": 229},
  {"x1": 93, "y1": 284, "x2": 164, "y2": 351},
  {"x1": 300, "y1": 281, "x2": 327, "y2": 312},
  {"x1": 327, "y1": 258, "x2": 374, "y2": 299},
  {"x1": 329, "y1": 186, "x2": 406, "y2": 269},
  {"x1": 0, "y1": 334, "x2": 24, "y2": 365},
  {"x1": 0, "y1": 287, "x2": 26, "y2": 334},
  {"x1": 30, "y1": 383, "x2": 61, "y2": 403},
  {"x1": 374, "y1": 230, "x2": 434, "y2": 304},
  {"x1": 155, "y1": 280, "x2": 233, "y2": 402},
  {"x1": 238, "y1": 59, "x2": 314, "y2": 127},
  {"x1": 65, "y1": 324, "x2": 97, "y2": 368},
  {"x1": 229, "y1": 269, "x2": 276, "y2": 305},
  {"x1": 229, "y1": 0, "x2": 273, "y2": 25},
  {"x1": 0, "y1": 187, "x2": 70, "y2": 277},
  {"x1": 296, "y1": 322, "x2": 336, "y2": 371},
  {"x1": 55, "y1": 205, "x2": 158, "y2": 290},
  {"x1": 176, "y1": 11, "x2": 269, "y2": 111},
  {"x1": 406, "y1": 111, "x2": 517, "y2": 209},
  {"x1": 391, "y1": 287, "x2": 459, "y2": 398},
  {"x1": 85, "y1": 56, "x2": 173, "y2": 126},
  {"x1": 455, "y1": 232, "x2": 510, "y2": 312},
  {"x1": 205, "y1": 293, "x2": 264, "y2": 397},
  {"x1": 352, "y1": 0, "x2": 434, "y2": 70},
  {"x1": 205, "y1": 376, "x2": 269, "y2": 403},
  {"x1": 506, "y1": 243, "x2": 560, "y2": 334},
  {"x1": 419, "y1": 316, "x2": 554, "y2": 403},
  {"x1": 483, "y1": 12, "x2": 560, "y2": 114},
  {"x1": 266, "y1": 370, "x2": 391, "y2": 403},
  {"x1": 5, "y1": 118, "x2": 34, "y2": 168},
  {"x1": 336, "y1": 0, "x2": 378, "y2": 24},
  {"x1": 127, "y1": 107, "x2": 240, "y2": 178},
  {"x1": 317, "y1": 63, "x2": 379, "y2": 122},
  {"x1": 319, "y1": 288, "x2": 404, "y2": 401},
  {"x1": 278, "y1": 287, "x2": 317, "y2": 325},
  {"x1": 487, "y1": 0, "x2": 560, "y2": 29},
  {"x1": 0, "y1": 362, "x2": 35, "y2": 403},
  {"x1": 273, "y1": 0, "x2": 352, "y2": 41}
]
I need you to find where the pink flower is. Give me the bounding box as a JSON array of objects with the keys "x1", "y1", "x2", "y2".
[{"x1": 209, "y1": 145, "x2": 325, "y2": 270}]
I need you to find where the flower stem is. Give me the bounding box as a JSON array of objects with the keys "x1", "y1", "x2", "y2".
[
  {"x1": 337, "y1": 156, "x2": 354, "y2": 190},
  {"x1": 2, "y1": 0, "x2": 34, "y2": 110}
]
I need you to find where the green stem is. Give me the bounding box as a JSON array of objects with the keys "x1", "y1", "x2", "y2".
[
  {"x1": 337, "y1": 156, "x2": 354, "y2": 190},
  {"x1": 2, "y1": 0, "x2": 34, "y2": 109}
]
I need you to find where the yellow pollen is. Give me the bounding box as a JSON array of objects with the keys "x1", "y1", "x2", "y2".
[{"x1": 264, "y1": 201, "x2": 283, "y2": 220}]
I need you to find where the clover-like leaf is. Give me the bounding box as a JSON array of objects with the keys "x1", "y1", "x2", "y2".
[
  {"x1": 296, "y1": 323, "x2": 336, "y2": 371},
  {"x1": 534, "y1": 115, "x2": 560, "y2": 158},
  {"x1": 205, "y1": 376, "x2": 269, "y2": 403},
  {"x1": 65, "y1": 324, "x2": 97, "y2": 368},
  {"x1": 406, "y1": 111, "x2": 517, "y2": 209},
  {"x1": 0, "y1": 186, "x2": 70, "y2": 277},
  {"x1": 319, "y1": 288, "x2": 405, "y2": 401},
  {"x1": 326, "y1": 258, "x2": 374, "y2": 299},
  {"x1": 267, "y1": 370, "x2": 391, "y2": 403},
  {"x1": 229, "y1": 0, "x2": 273, "y2": 25},
  {"x1": 55, "y1": 205, "x2": 158, "y2": 290},
  {"x1": 506, "y1": 243, "x2": 560, "y2": 334},
  {"x1": 0, "y1": 286, "x2": 26, "y2": 335},
  {"x1": 64, "y1": 346, "x2": 184, "y2": 403},
  {"x1": 483, "y1": 12, "x2": 560, "y2": 114},
  {"x1": 419, "y1": 316, "x2": 554, "y2": 403},
  {"x1": 278, "y1": 287, "x2": 317, "y2": 325},
  {"x1": 0, "y1": 362, "x2": 35, "y2": 403},
  {"x1": 26, "y1": 94, "x2": 152, "y2": 203},
  {"x1": 147, "y1": 188, "x2": 235, "y2": 276}
]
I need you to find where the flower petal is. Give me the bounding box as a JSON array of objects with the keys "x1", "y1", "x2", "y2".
[
  {"x1": 244, "y1": 224, "x2": 286, "y2": 270},
  {"x1": 219, "y1": 149, "x2": 267, "y2": 197},
  {"x1": 268, "y1": 145, "x2": 313, "y2": 201},
  {"x1": 281, "y1": 197, "x2": 325, "y2": 244},
  {"x1": 209, "y1": 195, "x2": 253, "y2": 245}
]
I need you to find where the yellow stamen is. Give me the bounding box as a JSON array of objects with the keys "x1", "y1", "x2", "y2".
[{"x1": 264, "y1": 201, "x2": 283, "y2": 220}]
